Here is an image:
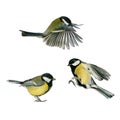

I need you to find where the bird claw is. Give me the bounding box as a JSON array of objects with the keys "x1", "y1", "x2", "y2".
[
  {"x1": 35, "y1": 100, "x2": 47, "y2": 102},
  {"x1": 72, "y1": 24, "x2": 83, "y2": 29},
  {"x1": 68, "y1": 80, "x2": 76, "y2": 87},
  {"x1": 34, "y1": 97, "x2": 47, "y2": 102}
]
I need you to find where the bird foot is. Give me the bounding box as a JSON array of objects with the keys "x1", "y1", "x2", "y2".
[
  {"x1": 68, "y1": 80, "x2": 76, "y2": 87},
  {"x1": 34, "y1": 97, "x2": 47, "y2": 102}
]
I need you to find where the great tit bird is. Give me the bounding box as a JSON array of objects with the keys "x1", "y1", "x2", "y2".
[
  {"x1": 20, "y1": 16, "x2": 83, "y2": 49},
  {"x1": 68, "y1": 58, "x2": 114, "y2": 98},
  {"x1": 8, "y1": 73, "x2": 55, "y2": 102}
]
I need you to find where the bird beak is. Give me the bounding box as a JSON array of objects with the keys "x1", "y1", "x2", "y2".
[
  {"x1": 67, "y1": 64, "x2": 70, "y2": 66},
  {"x1": 53, "y1": 78, "x2": 56, "y2": 80}
]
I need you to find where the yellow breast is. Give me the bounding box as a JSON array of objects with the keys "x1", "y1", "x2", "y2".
[
  {"x1": 26, "y1": 83, "x2": 49, "y2": 96},
  {"x1": 75, "y1": 63, "x2": 91, "y2": 85}
]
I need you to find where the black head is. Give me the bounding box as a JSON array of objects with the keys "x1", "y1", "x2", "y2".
[
  {"x1": 68, "y1": 58, "x2": 81, "y2": 67},
  {"x1": 60, "y1": 16, "x2": 72, "y2": 26},
  {"x1": 41, "y1": 73, "x2": 55, "y2": 83}
]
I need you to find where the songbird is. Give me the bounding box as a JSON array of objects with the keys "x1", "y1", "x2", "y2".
[
  {"x1": 8, "y1": 73, "x2": 55, "y2": 102},
  {"x1": 20, "y1": 16, "x2": 83, "y2": 49},
  {"x1": 68, "y1": 58, "x2": 114, "y2": 98}
]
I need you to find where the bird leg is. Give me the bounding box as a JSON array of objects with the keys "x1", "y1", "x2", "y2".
[
  {"x1": 68, "y1": 77, "x2": 76, "y2": 87},
  {"x1": 72, "y1": 23, "x2": 83, "y2": 29},
  {"x1": 34, "y1": 96, "x2": 47, "y2": 102}
]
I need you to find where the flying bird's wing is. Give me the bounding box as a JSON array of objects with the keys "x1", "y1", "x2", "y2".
[{"x1": 87, "y1": 64, "x2": 111, "y2": 81}]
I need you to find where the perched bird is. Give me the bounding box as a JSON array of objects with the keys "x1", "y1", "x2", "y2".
[
  {"x1": 20, "y1": 16, "x2": 83, "y2": 49},
  {"x1": 68, "y1": 58, "x2": 114, "y2": 98},
  {"x1": 8, "y1": 73, "x2": 55, "y2": 102}
]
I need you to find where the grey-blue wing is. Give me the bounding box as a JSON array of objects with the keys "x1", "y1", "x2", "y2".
[
  {"x1": 88, "y1": 64, "x2": 111, "y2": 81},
  {"x1": 43, "y1": 31, "x2": 82, "y2": 49},
  {"x1": 22, "y1": 79, "x2": 45, "y2": 87}
]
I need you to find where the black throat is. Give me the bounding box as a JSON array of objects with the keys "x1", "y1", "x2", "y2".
[
  {"x1": 70, "y1": 65, "x2": 77, "y2": 76},
  {"x1": 48, "y1": 81, "x2": 53, "y2": 88}
]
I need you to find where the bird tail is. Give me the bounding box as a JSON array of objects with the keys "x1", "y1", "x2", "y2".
[
  {"x1": 92, "y1": 85, "x2": 114, "y2": 98},
  {"x1": 8, "y1": 80, "x2": 23, "y2": 85},
  {"x1": 19, "y1": 30, "x2": 44, "y2": 37}
]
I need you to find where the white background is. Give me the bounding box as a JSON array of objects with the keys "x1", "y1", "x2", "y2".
[{"x1": 0, "y1": 0, "x2": 120, "y2": 120}]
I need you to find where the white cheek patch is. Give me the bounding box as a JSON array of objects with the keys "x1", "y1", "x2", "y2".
[
  {"x1": 43, "y1": 77, "x2": 51, "y2": 83},
  {"x1": 72, "y1": 60, "x2": 80, "y2": 66},
  {"x1": 62, "y1": 18, "x2": 69, "y2": 25}
]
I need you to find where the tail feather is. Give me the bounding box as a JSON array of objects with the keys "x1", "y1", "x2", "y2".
[
  {"x1": 92, "y1": 85, "x2": 114, "y2": 98},
  {"x1": 19, "y1": 30, "x2": 43, "y2": 37},
  {"x1": 8, "y1": 80, "x2": 23, "y2": 85}
]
